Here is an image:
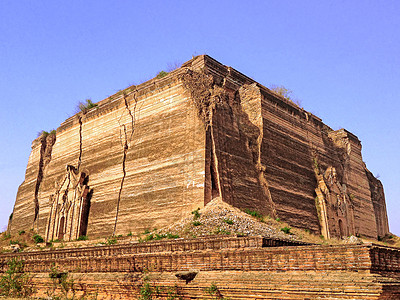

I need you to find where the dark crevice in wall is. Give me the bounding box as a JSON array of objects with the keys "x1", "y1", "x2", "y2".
[
  {"x1": 33, "y1": 133, "x2": 56, "y2": 229},
  {"x1": 114, "y1": 125, "x2": 128, "y2": 236},
  {"x1": 113, "y1": 92, "x2": 138, "y2": 236},
  {"x1": 77, "y1": 117, "x2": 83, "y2": 170}
]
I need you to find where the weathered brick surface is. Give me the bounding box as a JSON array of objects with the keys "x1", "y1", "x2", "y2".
[{"x1": 8, "y1": 55, "x2": 389, "y2": 243}]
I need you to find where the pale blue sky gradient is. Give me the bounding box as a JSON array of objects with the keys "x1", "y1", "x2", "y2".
[{"x1": 1, "y1": 1, "x2": 399, "y2": 235}]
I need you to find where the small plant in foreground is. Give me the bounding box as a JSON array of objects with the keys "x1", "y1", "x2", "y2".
[
  {"x1": 167, "y1": 233, "x2": 179, "y2": 239},
  {"x1": 2, "y1": 233, "x2": 11, "y2": 240},
  {"x1": 0, "y1": 258, "x2": 33, "y2": 298},
  {"x1": 204, "y1": 282, "x2": 229, "y2": 299},
  {"x1": 244, "y1": 209, "x2": 263, "y2": 220},
  {"x1": 223, "y1": 218, "x2": 234, "y2": 225},
  {"x1": 191, "y1": 208, "x2": 201, "y2": 220},
  {"x1": 214, "y1": 227, "x2": 231, "y2": 235},
  {"x1": 192, "y1": 221, "x2": 202, "y2": 226},
  {"x1": 127, "y1": 231, "x2": 133, "y2": 237},
  {"x1": 107, "y1": 237, "x2": 117, "y2": 245},
  {"x1": 77, "y1": 235, "x2": 88, "y2": 241},
  {"x1": 18, "y1": 230, "x2": 25, "y2": 235},
  {"x1": 33, "y1": 234, "x2": 44, "y2": 244},
  {"x1": 139, "y1": 275, "x2": 162, "y2": 300},
  {"x1": 280, "y1": 226, "x2": 292, "y2": 234},
  {"x1": 48, "y1": 264, "x2": 75, "y2": 299}
]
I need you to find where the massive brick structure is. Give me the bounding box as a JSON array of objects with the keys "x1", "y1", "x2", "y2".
[{"x1": 8, "y1": 55, "x2": 389, "y2": 241}]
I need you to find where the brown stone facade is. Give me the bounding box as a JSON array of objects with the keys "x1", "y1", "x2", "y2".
[
  {"x1": 8, "y1": 55, "x2": 389, "y2": 240},
  {"x1": 1, "y1": 236, "x2": 400, "y2": 299}
]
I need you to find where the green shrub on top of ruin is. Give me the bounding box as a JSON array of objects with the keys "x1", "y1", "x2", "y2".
[
  {"x1": 127, "y1": 231, "x2": 133, "y2": 237},
  {"x1": 37, "y1": 129, "x2": 56, "y2": 138},
  {"x1": 18, "y1": 230, "x2": 25, "y2": 235},
  {"x1": 270, "y1": 85, "x2": 293, "y2": 100},
  {"x1": 270, "y1": 85, "x2": 303, "y2": 108},
  {"x1": 78, "y1": 98, "x2": 98, "y2": 113},
  {"x1": 33, "y1": 234, "x2": 44, "y2": 244},
  {"x1": 156, "y1": 70, "x2": 168, "y2": 79}
]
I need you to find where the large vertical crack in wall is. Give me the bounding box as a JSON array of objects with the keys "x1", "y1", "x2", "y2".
[
  {"x1": 33, "y1": 132, "x2": 56, "y2": 230},
  {"x1": 237, "y1": 85, "x2": 277, "y2": 218},
  {"x1": 113, "y1": 92, "x2": 138, "y2": 235},
  {"x1": 179, "y1": 70, "x2": 223, "y2": 202},
  {"x1": 77, "y1": 116, "x2": 83, "y2": 170},
  {"x1": 180, "y1": 70, "x2": 277, "y2": 217}
]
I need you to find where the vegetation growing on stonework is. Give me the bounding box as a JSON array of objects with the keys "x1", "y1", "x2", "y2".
[
  {"x1": 138, "y1": 232, "x2": 180, "y2": 243},
  {"x1": 270, "y1": 85, "x2": 293, "y2": 100},
  {"x1": 280, "y1": 226, "x2": 292, "y2": 234},
  {"x1": 214, "y1": 226, "x2": 231, "y2": 235},
  {"x1": 223, "y1": 218, "x2": 234, "y2": 225},
  {"x1": 270, "y1": 85, "x2": 303, "y2": 108},
  {"x1": 138, "y1": 274, "x2": 182, "y2": 300},
  {"x1": 156, "y1": 70, "x2": 168, "y2": 79},
  {"x1": 191, "y1": 208, "x2": 201, "y2": 220},
  {"x1": 192, "y1": 221, "x2": 202, "y2": 226},
  {"x1": 77, "y1": 235, "x2": 88, "y2": 241},
  {"x1": 106, "y1": 236, "x2": 117, "y2": 245},
  {"x1": 47, "y1": 264, "x2": 77, "y2": 299},
  {"x1": 37, "y1": 129, "x2": 56, "y2": 137},
  {"x1": 0, "y1": 258, "x2": 33, "y2": 298},
  {"x1": 204, "y1": 282, "x2": 230, "y2": 299},
  {"x1": 243, "y1": 208, "x2": 263, "y2": 221},
  {"x1": 78, "y1": 98, "x2": 98, "y2": 113},
  {"x1": 33, "y1": 233, "x2": 44, "y2": 244}
]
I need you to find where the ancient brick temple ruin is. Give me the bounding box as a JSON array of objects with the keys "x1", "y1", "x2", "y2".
[
  {"x1": 8, "y1": 55, "x2": 389, "y2": 242},
  {"x1": 3, "y1": 55, "x2": 399, "y2": 299}
]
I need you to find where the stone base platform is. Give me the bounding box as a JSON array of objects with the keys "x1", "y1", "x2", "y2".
[{"x1": 1, "y1": 236, "x2": 400, "y2": 299}]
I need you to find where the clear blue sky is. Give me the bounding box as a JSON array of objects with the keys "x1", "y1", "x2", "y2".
[{"x1": 1, "y1": 1, "x2": 399, "y2": 235}]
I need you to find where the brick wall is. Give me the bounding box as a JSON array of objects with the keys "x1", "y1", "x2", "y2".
[{"x1": 1, "y1": 237, "x2": 400, "y2": 299}]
